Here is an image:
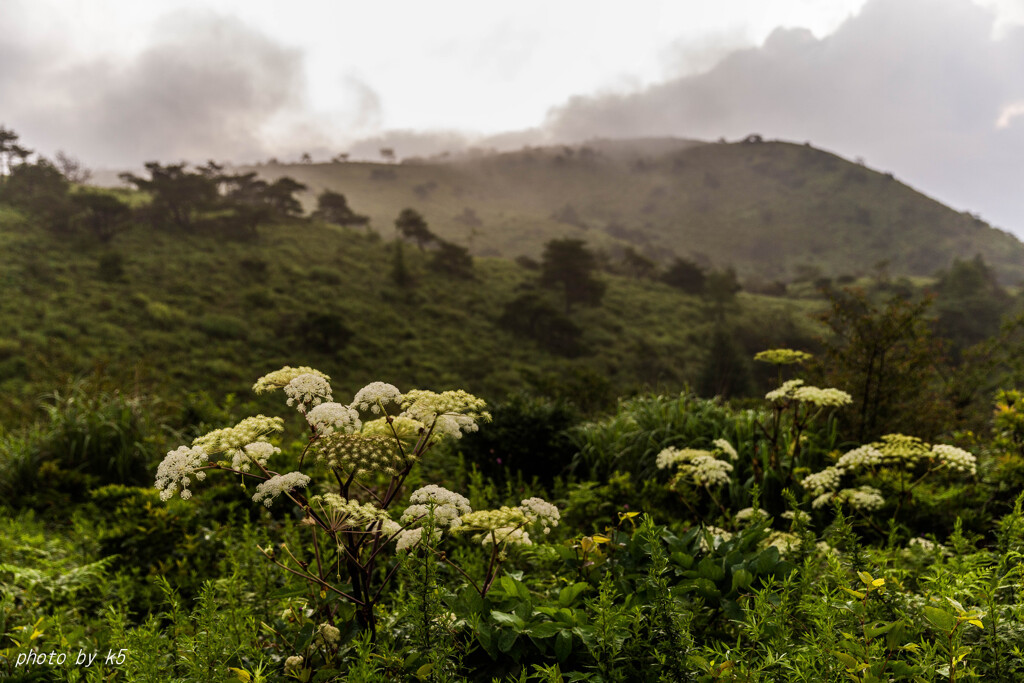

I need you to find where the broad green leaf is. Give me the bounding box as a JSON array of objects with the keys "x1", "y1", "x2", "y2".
[
  {"x1": 923, "y1": 606, "x2": 955, "y2": 632},
  {"x1": 554, "y1": 630, "x2": 572, "y2": 662},
  {"x1": 528, "y1": 621, "x2": 563, "y2": 639},
  {"x1": 558, "y1": 582, "x2": 589, "y2": 607},
  {"x1": 490, "y1": 610, "x2": 525, "y2": 630}
]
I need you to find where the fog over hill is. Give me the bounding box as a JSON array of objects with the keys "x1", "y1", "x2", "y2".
[{"x1": 237, "y1": 137, "x2": 1024, "y2": 286}]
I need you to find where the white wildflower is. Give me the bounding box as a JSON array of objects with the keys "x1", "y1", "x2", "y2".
[
  {"x1": 351, "y1": 382, "x2": 403, "y2": 414},
  {"x1": 713, "y1": 438, "x2": 738, "y2": 461},
  {"x1": 155, "y1": 445, "x2": 208, "y2": 501},
  {"x1": 252, "y1": 472, "x2": 311, "y2": 508},
  {"x1": 801, "y1": 466, "x2": 843, "y2": 496},
  {"x1": 316, "y1": 623, "x2": 341, "y2": 647},
  {"x1": 394, "y1": 527, "x2": 439, "y2": 552},
  {"x1": 908, "y1": 537, "x2": 938, "y2": 552},
  {"x1": 192, "y1": 415, "x2": 284, "y2": 456},
  {"x1": 231, "y1": 441, "x2": 280, "y2": 472},
  {"x1": 735, "y1": 507, "x2": 770, "y2": 525},
  {"x1": 519, "y1": 497, "x2": 560, "y2": 534},
  {"x1": 931, "y1": 444, "x2": 977, "y2": 475},
  {"x1": 481, "y1": 527, "x2": 532, "y2": 547},
  {"x1": 284, "y1": 373, "x2": 333, "y2": 413},
  {"x1": 791, "y1": 385, "x2": 853, "y2": 407},
  {"x1": 762, "y1": 531, "x2": 801, "y2": 555},
  {"x1": 655, "y1": 446, "x2": 707, "y2": 470},
  {"x1": 284, "y1": 655, "x2": 304, "y2": 674},
  {"x1": 683, "y1": 454, "x2": 733, "y2": 487},
  {"x1": 253, "y1": 366, "x2": 329, "y2": 394},
  {"x1": 307, "y1": 402, "x2": 361, "y2": 436},
  {"x1": 400, "y1": 389, "x2": 490, "y2": 439},
  {"x1": 697, "y1": 525, "x2": 732, "y2": 552},
  {"x1": 782, "y1": 510, "x2": 811, "y2": 525},
  {"x1": 766, "y1": 379, "x2": 805, "y2": 402},
  {"x1": 836, "y1": 486, "x2": 885, "y2": 512},
  {"x1": 837, "y1": 445, "x2": 884, "y2": 472}
]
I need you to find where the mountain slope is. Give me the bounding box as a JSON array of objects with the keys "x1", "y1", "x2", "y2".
[{"x1": 246, "y1": 138, "x2": 1024, "y2": 285}]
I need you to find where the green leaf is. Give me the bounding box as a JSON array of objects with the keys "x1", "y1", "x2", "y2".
[
  {"x1": 865, "y1": 621, "x2": 897, "y2": 639},
  {"x1": 835, "y1": 651, "x2": 861, "y2": 670},
  {"x1": 697, "y1": 557, "x2": 725, "y2": 582},
  {"x1": 731, "y1": 569, "x2": 753, "y2": 592},
  {"x1": 500, "y1": 575, "x2": 531, "y2": 602},
  {"x1": 554, "y1": 630, "x2": 572, "y2": 662},
  {"x1": 415, "y1": 663, "x2": 434, "y2": 681},
  {"x1": 558, "y1": 582, "x2": 589, "y2": 607},
  {"x1": 497, "y1": 629, "x2": 519, "y2": 653},
  {"x1": 490, "y1": 610, "x2": 526, "y2": 630},
  {"x1": 841, "y1": 587, "x2": 866, "y2": 600},
  {"x1": 528, "y1": 621, "x2": 563, "y2": 639},
  {"x1": 923, "y1": 606, "x2": 956, "y2": 632}
]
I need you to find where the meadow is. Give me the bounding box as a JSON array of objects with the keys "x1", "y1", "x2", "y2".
[{"x1": 2, "y1": 135, "x2": 1024, "y2": 682}]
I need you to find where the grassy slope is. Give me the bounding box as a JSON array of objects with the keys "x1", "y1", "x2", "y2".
[
  {"x1": 0, "y1": 206, "x2": 822, "y2": 425},
  {"x1": 247, "y1": 139, "x2": 1024, "y2": 284}
]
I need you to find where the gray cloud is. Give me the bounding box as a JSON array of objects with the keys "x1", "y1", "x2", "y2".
[
  {"x1": 543, "y1": 0, "x2": 1024, "y2": 233},
  {"x1": 1, "y1": 10, "x2": 321, "y2": 166}
]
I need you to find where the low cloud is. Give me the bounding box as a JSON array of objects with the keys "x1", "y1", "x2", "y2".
[
  {"x1": 542, "y1": 0, "x2": 1024, "y2": 232},
  {"x1": 1, "y1": 10, "x2": 340, "y2": 166}
]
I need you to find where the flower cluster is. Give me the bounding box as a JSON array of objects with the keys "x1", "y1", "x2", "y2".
[
  {"x1": 481, "y1": 527, "x2": 532, "y2": 547},
  {"x1": 697, "y1": 525, "x2": 732, "y2": 552},
  {"x1": 284, "y1": 373, "x2": 333, "y2": 413},
  {"x1": 655, "y1": 446, "x2": 709, "y2": 470},
  {"x1": 315, "y1": 623, "x2": 341, "y2": 647},
  {"x1": 155, "y1": 446, "x2": 208, "y2": 501},
  {"x1": 813, "y1": 485, "x2": 885, "y2": 512},
  {"x1": 657, "y1": 446, "x2": 734, "y2": 487},
  {"x1": 762, "y1": 530, "x2": 801, "y2": 555},
  {"x1": 765, "y1": 379, "x2": 852, "y2": 407},
  {"x1": 315, "y1": 493, "x2": 391, "y2": 529},
  {"x1": 754, "y1": 348, "x2": 814, "y2": 365},
  {"x1": 395, "y1": 526, "x2": 440, "y2": 552},
  {"x1": 801, "y1": 466, "x2": 843, "y2": 496},
  {"x1": 836, "y1": 445, "x2": 884, "y2": 470},
  {"x1": 362, "y1": 415, "x2": 425, "y2": 445},
  {"x1": 252, "y1": 472, "x2": 311, "y2": 508},
  {"x1": 306, "y1": 402, "x2": 361, "y2": 436},
  {"x1": 351, "y1": 382, "x2": 403, "y2": 414},
  {"x1": 713, "y1": 438, "x2": 738, "y2": 461},
  {"x1": 735, "y1": 507, "x2": 770, "y2": 525},
  {"x1": 931, "y1": 444, "x2": 977, "y2": 475},
  {"x1": 315, "y1": 433, "x2": 408, "y2": 474},
  {"x1": 401, "y1": 485, "x2": 472, "y2": 529},
  {"x1": 802, "y1": 434, "x2": 977, "y2": 506},
  {"x1": 459, "y1": 506, "x2": 531, "y2": 547},
  {"x1": 233, "y1": 441, "x2": 280, "y2": 472},
  {"x1": 682, "y1": 454, "x2": 734, "y2": 487},
  {"x1": 253, "y1": 366, "x2": 330, "y2": 394},
  {"x1": 519, "y1": 497, "x2": 560, "y2": 534},
  {"x1": 192, "y1": 415, "x2": 285, "y2": 457},
  {"x1": 400, "y1": 389, "x2": 491, "y2": 439},
  {"x1": 284, "y1": 656, "x2": 304, "y2": 675}
]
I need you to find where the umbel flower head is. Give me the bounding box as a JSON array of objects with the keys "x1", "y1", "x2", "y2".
[
  {"x1": 351, "y1": 382, "x2": 403, "y2": 414},
  {"x1": 306, "y1": 402, "x2": 361, "y2": 436},
  {"x1": 155, "y1": 445, "x2": 208, "y2": 501},
  {"x1": 754, "y1": 348, "x2": 813, "y2": 365},
  {"x1": 252, "y1": 472, "x2": 311, "y2": 508},
  {"x1": 315, "y1": 433, "x2": 410, "y2": 474},
  {"x1": 253, "y1": 366, "x2": 330, "y2": 394},
  {"x1": 284, "y1": 373, "x2": 333, "y2": 414},
  {"x1": 766, "y1": 379, "x2": 853, "y2": 408},
  {"x1": 401, "y1": 485, "x2": 472, "y2": 529}
]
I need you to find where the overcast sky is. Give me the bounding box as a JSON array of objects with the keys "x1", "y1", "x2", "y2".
[{"x1": 2, "y1": 0, "x2": 1023, "y2": 235}]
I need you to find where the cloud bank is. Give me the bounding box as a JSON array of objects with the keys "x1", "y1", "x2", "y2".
[{"x1": 541, "y1": 0, "x2": 1024, "y2": 232}]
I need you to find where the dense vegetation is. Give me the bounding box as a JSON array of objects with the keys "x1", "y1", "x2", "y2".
[{"x1": 3, "y1": 127, "x2": 1024, "y2": 682}]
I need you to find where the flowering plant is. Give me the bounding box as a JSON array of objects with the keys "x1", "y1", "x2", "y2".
[{"x1": 155, "y1": 366, "x2": 559, "y2": 650}]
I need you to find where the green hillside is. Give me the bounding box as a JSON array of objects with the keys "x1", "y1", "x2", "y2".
[
  {"x1": 246, "y1": 138, "x2": 1024, "y2": 285},
  {"x1": 0, "y1": 204, "x2": 820, "y2": 425}
]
